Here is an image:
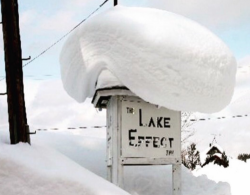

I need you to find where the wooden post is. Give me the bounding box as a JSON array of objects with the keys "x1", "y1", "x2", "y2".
[
  {"x1": 1, "y1": 0, "x2": 30, "y2": 144},
  {"x1": 172, "y1": 111, "x2": 182, "y2": 195},
  {"x1": 107, "y1": 96, "x2": 124, "y2": 188},
  {"x1": 172, "y1": 164, "x2": 181, "y2": 195}
]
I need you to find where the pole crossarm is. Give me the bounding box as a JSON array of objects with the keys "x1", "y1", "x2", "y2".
[{"x1": 22, "y1": 56, "x2": 31, "y2": 61}]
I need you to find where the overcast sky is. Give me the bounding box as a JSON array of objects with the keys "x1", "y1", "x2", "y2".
[{"x1": 0, "y1": 0, "x2": 250, "y2": 155}]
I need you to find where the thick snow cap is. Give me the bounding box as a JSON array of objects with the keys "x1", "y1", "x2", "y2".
[{"x1": 60, "y1": 6, "x2": 236, "y2": 113}]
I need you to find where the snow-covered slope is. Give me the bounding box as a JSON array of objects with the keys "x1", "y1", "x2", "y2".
[
  {"x1": 0, "y1": 129, "x2": 231, "y2": 195},
  {"x1": 194, "y1": 159, "x2": 250, "y2": 195},
  {"x1": 0, "y1": 131, "x2": 130, "y2": 195},
  {"x1": 60, "y1": 6, "x2": 236, "y2": 113}
]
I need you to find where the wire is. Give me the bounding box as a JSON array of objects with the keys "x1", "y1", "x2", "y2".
[
  {"x1": 187, "y1": 113, "x2": 249, "y2": 122},
  {"x1": 36, "y1": 125, "x2": 106, "y2": 131},
  {"x1": 23, "y1": 0, "x2": 109, "y2": 68},
  {"x1": 33, "y1": 112, "x2": 250, "y2": 132},
  {"x1": 0, "y1": 0, "x2": 110, "y2": 82}
]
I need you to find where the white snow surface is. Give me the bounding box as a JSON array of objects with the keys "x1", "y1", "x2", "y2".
[
  {"x1": 96, "y1": 70, "x2": 123, "y2": 89},
  {"x1": 0, "y1": 132, "x2": 129, "y2": 195},
  {"x1": 60, "y1": 6, "x2": 236, "y2": 113},
  {"x1": 0, "y1": 129, "x2": 232, "y2": 195},
  {"x1": 194, "y1": 159, "x2": 250, "y2": 195}
]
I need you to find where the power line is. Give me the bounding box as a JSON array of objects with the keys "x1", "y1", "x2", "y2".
[
  {"x1": 33, "y1": 112, "x2": 250, "y2": 132},
  {"x1": 0, "y1": 0, "x2": 110, "y2": 82},
  {"x1": 187, "y1": 113, "x2": 249, "y2": 122},
  {"x1": 23, "y1": 0, "x2": 109, "y2": 68},
  {"x1": 36, "y1": 125, "x2": 106, "y2": 131}
]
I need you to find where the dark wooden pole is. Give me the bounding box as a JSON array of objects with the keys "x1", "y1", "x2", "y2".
[
  {"x1": 114, "y1": 0, "x2": 118, "y2": 6},
  {"x1": 1, "y1": 0, "x2": 30, "y2": 144}
]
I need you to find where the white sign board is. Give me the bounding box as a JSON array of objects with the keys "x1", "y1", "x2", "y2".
[
  {"x1": 121, "y1": 96, "x2": 181, "y2": 159},
  {"x1": 98, "y1": 93, "x2": 181, "y2": 194}
]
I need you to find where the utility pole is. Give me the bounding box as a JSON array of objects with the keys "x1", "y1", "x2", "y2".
[
  {"x1": 114, "y1": 0, "x2": 118, "y2": 6},
  {"x1": 1, "y1": 0, "x2": 30, "y2": 144}
]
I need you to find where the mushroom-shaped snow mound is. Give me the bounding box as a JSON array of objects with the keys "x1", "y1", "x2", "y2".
[{"x1": 60, "y1": 6, "x2": 236, "y2": 113}]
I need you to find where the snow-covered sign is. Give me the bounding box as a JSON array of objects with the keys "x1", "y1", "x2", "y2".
[
  {"x1": 97, "y1": 91, "x2": 181, "y2": 194},
  {"x1": 60, "y1": 5, "x2": 237, "y2": 195},
  {"x1": 121, "y1": 96, "x2": 181, "y2": 163}
]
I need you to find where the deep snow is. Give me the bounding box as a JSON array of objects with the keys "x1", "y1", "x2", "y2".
[
  {"x1": 0, "y1": 130, "x2": 130, "y2": 195},
  {"x1": 194, "y1": 159, "x2": 250, "y2": 195},
  {"x1": 0, "y1": 129, "x2": 232, "y2": 195},
  {"x1": 60, "y1": 6, "x2": 236, "y2": 113},
  {"x1": 96, "y1": 69, "x2": 123, "y2": 90}
]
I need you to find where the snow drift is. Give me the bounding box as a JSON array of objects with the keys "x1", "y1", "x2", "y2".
[
  {"x1": 0, "y1": 139, "x2": 130, "y2": 195},
  {"x1": 0, "y1": 129, "x2": 232, "y2": 195},
  {"x1": 194, "y1": 159, "x2": 250, "y2": 195},
  {"x1": 60, "y1": 6, "x2": 236, "y2": 113}
]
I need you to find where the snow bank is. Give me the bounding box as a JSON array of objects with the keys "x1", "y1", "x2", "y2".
[
  {"x1": 194, "y1": 159, "x2": 250, "y2": 195},
  {"x1": 0, "y1": 132, "x2": 130, "y2": 195},
  {"x1": 124, "y1": 165, "x2": 231, "y2": 195},
  {"x1": 60, "y1": 6, "x2": 236, "y2": 113},
  {"x1": 25, "y1": 130, "x2": 232, "y2": 195},
  {"x1": 0, "y1": 128, "x2": 232, "y2": 195}
]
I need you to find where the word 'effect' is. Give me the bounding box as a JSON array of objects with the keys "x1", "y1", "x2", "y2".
[{"x1": 128, "y1": 129, "x2": 174, "y2": 148}]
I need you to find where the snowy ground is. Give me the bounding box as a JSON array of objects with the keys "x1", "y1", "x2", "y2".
[
  {"x1": 0, "y1": 128, "x2": 232, "y2": 195},
  {"x1": 194, "y1": 159, "x2": 250, "y2": 195},
  {"x1": 0, "y1": 128, "x2": 130, "y2": 195}
]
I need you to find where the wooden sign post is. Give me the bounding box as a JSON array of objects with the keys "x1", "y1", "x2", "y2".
[{"x1": 92, "y1": 88, "x2": 181, "y2": 194}]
